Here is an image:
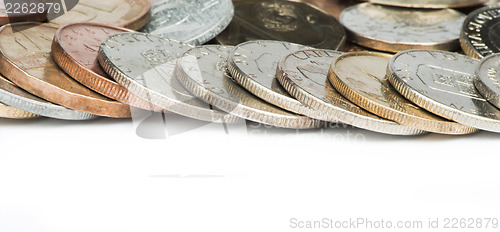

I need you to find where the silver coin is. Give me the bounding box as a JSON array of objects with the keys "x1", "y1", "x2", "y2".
[
  {"x1": 175, "y1": 45, "x2": 323, "y2": 129},
  {"x1": 474, "y1": 53, "x2": 500, "y2": 109},
  {"x1": 389, "y1": 49, "x2": 500, "y2": 133},
  {"x1": 277, "y1": 49, "x2": 426, "y2": 135},
  {"x1": 227, "y1": 40, "x2": 325, "y2": 120},
  {"x1": 140, "y1": 0, "x2": 234, "y2": 45},
  {"x1": 359, "y1": 0, "x2": 487, "y2": 8},
  {"x1": 0, "y1": 75, "x2": 97, "y2": 120},
  {"x1": 460, "y1": 6, "x2": 500, "y2": 59},
  {"x1": 98, "y1": 32, "x2": 239, "y2": 123},
  {"x1": 340, "y1": 3, "x2": 465, "y2": 53}
]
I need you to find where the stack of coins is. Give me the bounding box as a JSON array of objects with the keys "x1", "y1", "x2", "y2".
[{"x1": 2, "y1": 0, "x2": 500, "y2": 136}]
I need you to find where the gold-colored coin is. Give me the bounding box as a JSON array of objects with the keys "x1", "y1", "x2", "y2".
[
  {"x1": 328, "y1": 51, "x2": 478, "y2": 135},
  {"x1": 0, "y1": 102, "x2": 39, "y2": 119},
  {"x1": 47, "y1": 0, "x2": 151, "y2": 30}
]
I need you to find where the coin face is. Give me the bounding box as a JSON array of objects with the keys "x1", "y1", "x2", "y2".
[
  {"x1": 340, "y1": 3, "x2": 465, "y2": 53},
  {"x1": 176, "y1": 45, "x2": 321, "y2": 129},
  {"x1": 0, "y1": 0, "x2": 46, "y2": 26},
  {"x1": 473, "y1": 53, "x2": 500, "y2": 110},
  {"x1": 0, "y1": 74, "x2": 96, "y2": 120},
  {"x1": 329, "y1": 51, "x2": 476, "y2": 135},
  {"x1": 47, "y1": 0, "x2": 151, "y2": 30},
  {"x1": 389, "y1": 49, "x2": 500, "y2": 133},
  {"x1": 141, "y1": 0, "x2": 234, "y2": 45},
  {"x1": 359, "y1": 0, "x2": 487, "y2": 8},
  {"x1": 0, "y1": 23, "x2": 131, "y2": 118},
  {"x1": 228, "y1": 40, "x2": 325, "y2": 120},
  {"x1": 460, "y1": 6, "x2": 500, "y2": 59},
  {"x1": 276, "y1": 49, "x2": 426, "y2": 135},
  {"x1": 52, "y1": 23, "x2": 160, "y2": 111},
  {"x1": 99, "y1": 32, "x2": 239, "y2": 123},
  {"x1": 216, "y1": 0, "x2": 346, "y2": 50}
]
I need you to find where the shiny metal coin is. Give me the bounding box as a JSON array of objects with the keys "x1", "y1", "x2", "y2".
[
  {"x1": 228, "y1": 40, "x2": 324, "y2": 121},
  {"x1": 389, "y1": 49, "x2": 500, "y2": 133},
  {"x1": 216, "y1": 0, "x2": 346, "y2": 50},
  {"x1": 141, "y1": 0, "x2": 234, "y2": 45},
  {"x1": 359, "y1": 0, "x2": 487, "y2": 8},
  {"x1": 99, "y1": 32, "x2": 239, "y2": 123},
  {"x1": 340, "y1": 3, "x2": 465, "y2": 53},
  {"x1": 460, "y1": 6, "x2": 500, "y2": 59},
  {"x1": 0, "y1": 74, "x2": 96, "y2": 120},
  {"x1": 0, "y1": 102, "x2": 39, "y2": 119},
  {"x1": 474, "y1": 53, "x2": 500, "y2": 109},
  {"x1": 329, "y1": 51, "x2": 476, "y2": 135},
  {"x1": 175, "y1": 45, "x2": 321, "y2": 129},
  {"x1": 277, "y1": 49, "x2": 426, "y2": 135}
]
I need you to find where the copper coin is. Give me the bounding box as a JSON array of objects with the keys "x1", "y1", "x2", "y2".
[
  {"x1": 0, "y1": 22, "x2": 131, "y2": 118},
  {"x1": 52, "y1": 22, "x2": 160, "y2": 112},
  {"x1": 47, "y1": 0, "x2": 151, "y2": 30},
  {"x1": 0, "y1": 0, "x2": 46, "y2": 26}
]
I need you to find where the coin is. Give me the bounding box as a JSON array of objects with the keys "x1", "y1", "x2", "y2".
[
  {"x1": 0, "y1": 23, "x2": 131, "y2": 118},
  {"x1": 0, "y1": 74, "x2": 97, "y2": 120},
  {"x1": 329, "y1": 51, "x2": 477, "y2": 135},
  {"x1": 388, "y1": 49, "x2": 500, "y2": 133},
  {"x1": 340, "y1": 3, "x2": 466, "y2": 53},
  {"x1": 359, "y1": 0, "x2": 487, "y2": 8},
  {"x1": 301, "y1": 0, "x2": 359, "y2": 19},
  {"x1": 176, "y1": 45, "x2": 322, "y2": 129},
  {"x1": 277, "y1": 49, "x2": 426, "y2": 135},
  {"x1": 216, "y1": 0, "x2": 346, "y2": 50},
  {"x1": 52, "y1": 22, "x2": 160, "y2": 112},
  {"x1": 99, "y1": 32, "x2": 240, "y2": 123},
  {"x1": 47, "y1": 0, "x2": 151, "y2": 30},
  {"x1": 473, "y1": 53, "x2": 500, "y2": 110},
  {"x1": 0, "y1": 102, "x2": 39, "y2": 119},
  {"x1": 141, "y1": 0, "x2": 234, "y2": 45},
  {"x1": 460, "y1": 6, "x2": 500, "y2": 59},
  {"x1": 0, "y1": 0, "x2": 46, "y2": 26},
  {"x1": 228, "y1": 40, "x2": 325, "y2": 120}
]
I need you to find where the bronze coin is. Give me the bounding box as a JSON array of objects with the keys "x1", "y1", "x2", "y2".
[
  {"x1": 47, "y1": 0, "x2": 151, "y2": 30},
  {"x1": 0, "y1": 22, "x2": 131, "y2": 118},
  {"x1": 52, "y1": 22, "x2": 161, "y2": 112},
  {"x1": 216, "y1": 0, "x2": 346, "y2": 50},
  {"x1": 0, "y1": 0, "x2": 46, "y2": 26}
]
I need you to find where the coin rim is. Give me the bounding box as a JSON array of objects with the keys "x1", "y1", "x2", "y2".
[
  {"x1": 359, "y1": 0, "x2": 488, "y2": 8},
  {"x1": 473, "y1": 53, "x2": 500, "y2": 109},
  {"x1": 459, "y1": 5, "x2": 500, "y2": 59}
]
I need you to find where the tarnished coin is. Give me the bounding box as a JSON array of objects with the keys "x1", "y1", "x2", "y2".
[
  {"x1": 0, "y1": 0, "x2": 46, "y2": 26},
  {"x1": 216, "y1": 0, "x2": 346, "y2": 50},
  {"x1": 52, "y1": 23, "x2": 160, "y2": 111},
  {"x1": 47, "y1": 0, "x2": 151, "y2": 30},
  {"x1": 460, "y1": 6, "x2": 500, "y2": 59},
  {"x1": 474, "y1": 53, "x2": 500, "y2": 109},
  {"x1": 0, "y1": 74, "x2": 96, "y2": 120},
  {"x1": 340, "y1": 3, "x2": 466, "y2": 53},
  {"x1": 329, "y1": 51, "x2": 476, "y2": 135},
  {"x1": 176, "y1": 45, "x2": 321, "y2": 129},
  {"x1": 99, "y1": 32, "x2": 239, "y2": 123},
  {"x1": 389, "y1": 49, "x2": 500, "y2": 133},
  {"x1": 141, "y1": 0, "x2": 234, "y2": 45},
  {"x1": 277, "y1": 49, "x2": 425, "y2": 135},
  {"x1": 359, "y1": 0, "x2": 487, "y2": 8},
  {"x1": 228, "y1": 40, "x2": 324, "y2": 120},
  {"x1": 0, "y1": 23, "x2": 130, "y2": 118}
]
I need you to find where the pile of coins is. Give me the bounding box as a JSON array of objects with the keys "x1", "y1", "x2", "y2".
[{"x1": 2, "y1": 0, "x2": 500, "y2": 136}]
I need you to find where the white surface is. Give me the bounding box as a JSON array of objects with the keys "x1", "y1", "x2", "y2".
[{"x1": 0, "y1": 113, "x2": 499, "y2": 232}]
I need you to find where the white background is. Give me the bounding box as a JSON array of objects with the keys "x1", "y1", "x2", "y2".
[{"x1": 0, "y1": 112, "x2": 499, "y2": 232}]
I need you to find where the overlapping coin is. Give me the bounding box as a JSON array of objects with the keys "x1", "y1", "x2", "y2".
[
  {"x1": 360, "y1": 0, "x2": 487, "y2": 8},
  {"x1": 341, "y1": 3, "x2": 466, "y2": 53},
  {"x1": 141, "y1": 0, "x2": 234, "y2": 45},
  {"x1": 460, "y1": 6, "x2": 500, "y2": 59},
  {"x1": 277, "y1": 49, "x2": 425, "y2": 135},
  {"x1": 0, "y1": 23, "x2": 129, "y2": 118},
  {"x1": 99, "y1": 32, "x2": 240, "y2": 123},
  {"x1": 217, "y1": 0, "x2": 346, "y2": 50},
  {"x1": 473, "y1": 53, "x2": 500, "y2": 109},
  {"x1": 176, "y1": 45, "x2": 322, "y2": 129},
  {"x1": 389, "y1": 49, "x2": 500, "y2": 133}
]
